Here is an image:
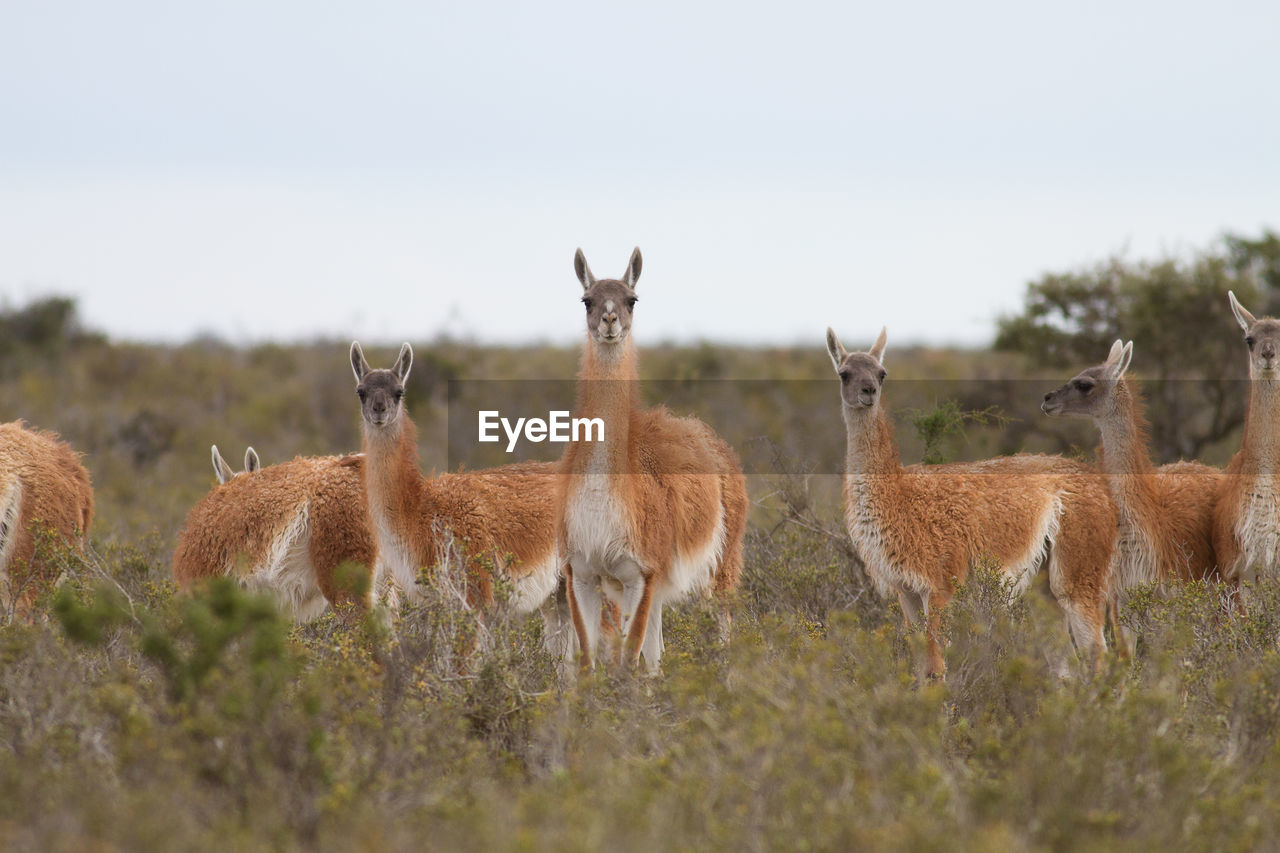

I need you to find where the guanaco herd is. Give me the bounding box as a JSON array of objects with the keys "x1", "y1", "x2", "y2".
[{"x1": 2, "y1": 251, "x2": 1278, "y2": 679}]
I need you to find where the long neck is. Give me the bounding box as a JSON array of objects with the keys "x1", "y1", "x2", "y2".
[
  {"x1": 361, "y1": 410, "x2": 428, "y2": 531},
  {"x1": 842, "y1": 404, "x2": 901, "y2": 478},
  {"x1": 1094, "y1": 379, "x2": 1155, "y2": 479},
  {"x1": 569, "y1": 338, "x2": 639, "y2": 472},
  {"x1": 1094, "y1": 379, "x2": 1160, "y2": 533},
  {"x1": 1241, "y1": 377, "x2": 1280, "y2": 471}
]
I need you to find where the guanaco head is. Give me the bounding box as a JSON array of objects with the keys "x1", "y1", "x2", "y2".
[
  {"x1": 1041, "y1": 339, "x2": 1133, "y2": 419},
  {"x1": 211, "y1": 445, "x2": 260, "y2": 484},
  {"x1": 1228, "y1": 291, "x2": 1280, "y2": 379},
  {"x1": 350, "y1": 341, "x2": 413, "y2": 431},
  {"x1": 825, "y1": 326, "x2": 889, "y2": 412},
  {"x1": 575, "y1": 247, "x2": 641, "y2": 345}
]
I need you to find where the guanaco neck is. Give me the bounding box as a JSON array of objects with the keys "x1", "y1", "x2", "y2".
[
  {"x1": 1094, "y1": 378, "x2": 1160, "y2": 532},
  {"x1": 842, "y1": 404, "x2": 902, "y2": 480},
  {"x1": 361, "y1": 409, "x2": 432, "y2": 538},
  {"x1": 1095, "y1": 379, "x2": 1156, "y2": 479},
  {"x1": 568, "y1": 338, "x2": 639, "y2": 474},
  {"x1": 1239, "y1": 377, "x2": 1280, "y2": 475}
]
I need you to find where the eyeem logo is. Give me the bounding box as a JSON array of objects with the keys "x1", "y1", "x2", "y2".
[{"x1": 478, "y1": 411, "x2": 605, "y2": 452}]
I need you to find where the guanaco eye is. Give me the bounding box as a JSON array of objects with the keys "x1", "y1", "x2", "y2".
[
  {"x1": 1075, "y1": 381, "x2": 1094, "y2": 393},
  {"x1": 838, "y1": 370, "x2": 851, "y2": 383},
  {"x1": 582, "y1": 298, "x2": 594, "y2": 311},
  {"x1": 1246, "y1": 336, "x2": 1256, "y2": 349},
  {"x1": 877, "y1": 369, "x2": 887, "y2": 383},
  {"x1": 394, "y1": 390, "x2": 404, "y2": 401},
  {"x1": 626, "y1": 297, "x2": 637, "y2": 309},
  {"x1": 357, "y1": 389, "x2": 366, "y2": 400}
]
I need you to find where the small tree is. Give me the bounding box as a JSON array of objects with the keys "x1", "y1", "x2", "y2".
[
  {"x1": 0, "y1": 295, "x2": 102, "y2": 371},
  {"x1": 994, "y1": 231, "x2": 1280, "y2": 462},
  {"x1": 907, "y1": 400, "x2": 1009, "y2": 465}
]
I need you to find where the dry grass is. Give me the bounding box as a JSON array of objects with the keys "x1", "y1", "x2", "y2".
[{"x1": 2, "y1": 327, "x2": 1276, "y2": 850}]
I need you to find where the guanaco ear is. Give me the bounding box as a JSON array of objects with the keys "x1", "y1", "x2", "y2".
[
  {"x1": 574, "y1": 248, "x2": 596, "y2": 291},
  {"x1": 244, "y1": 447, "x2": 261, "y2": 474},
  {"x1": 350, "y1": 341, "x2": 372, "y2": 383},
  {"x1": 1229, "y1": 291, "x2": 1256, "y2": 331},
  {"x1": 1105, "y1": 339, "x2": 1125, "y2": 365},
  {"x1": 825, "y1": 327, "x2": 848, "y2": 372},
  {"x1": 867, "y1": 326, "x2": 888, "y2": 363},
  {"x1": 392, "y1": 342, "x2": 413, "y2": 382},
  {"x1": 624, "y1": 247, "x2": 642, "y2": 288},
  {"x1": 1109, "y1": 340, "x2": 1134, "y2": 379},
  {"x1": 211, "y1": 445, "x2": 234, "y2": 485}
]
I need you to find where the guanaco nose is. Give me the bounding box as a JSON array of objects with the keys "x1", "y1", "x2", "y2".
[
  {"x1": 1262, "y1": 341, "x2": 1276, "y2": 360},
  {"x1": 861, "y1": 383, "x2": 877, "y2": 396},
  {"x1": 604, "y1": 311, "x2": 618, "y2": 323}
]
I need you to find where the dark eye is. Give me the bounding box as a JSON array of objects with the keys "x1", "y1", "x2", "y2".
[
  {"x1": 1246, "y1": 336, "x2": 1256, "y2": 349},
  {"x1": 877, "y1": 369, "x2": 887, "y2": 383},
  {"x1": 357, "y1": 389, "x2": 366, "y2": 400},
  {"x1": 838, "y1": 370, "x2": 851, "y2": 384},
  {"x1": 394, "y1": 390, "x2": 404, "y2": 401},
  {"x1": 626, "y1": 297, "x2": 637, "y2": 309},
  {"x1": 1075, "y1": 380, "x2": 1094, "y2": 393}
]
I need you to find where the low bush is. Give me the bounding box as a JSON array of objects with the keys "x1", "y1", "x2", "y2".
[{"x1": 0, "y1": 529, "x2": 1275, "y2": 850}]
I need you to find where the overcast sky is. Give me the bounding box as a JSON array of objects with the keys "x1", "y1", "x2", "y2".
[{"x1": 1, "y1": 1, "x2": 1276, "y2": 348}]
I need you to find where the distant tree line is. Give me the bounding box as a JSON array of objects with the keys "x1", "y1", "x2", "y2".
[
  {"x1": 991, "y1": 230, "x2": 1280, "y2": 462},
  {"x1": 5, "y1": 231, "x2": 1279, "y2": 464}
]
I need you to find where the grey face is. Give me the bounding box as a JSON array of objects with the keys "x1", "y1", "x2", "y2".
[
  {"x1": 1229, "y1": 292, "x2": 1280, "y2": 378},
  {"x1": 826, "y1": 327, "x2": 888, "y2": 411},
  {"x1": 1243, "y1": 319, "x2": 1280, "y2": 377},
  {"x1": 834, "y1": 352, "x2": 888, "y2": 410},
  {"x1": 1041, "y1": 365, "x2": 1113, "y2": 418},
  {"x1": 574, "y1": 247, "x2": 642, "y2": 345},
  {"x1": 350, "y1": 341, "x2": 412, "y2": 430},
  {"x1": 357, "y1": 370, "x2": 404, "y2": 428},
  {"x1": 1042, "y1": 340, "x2": 1132, "y2": 419},
  {"x1": 582, "y1": 280, "x2": 637, "y2": 344}
]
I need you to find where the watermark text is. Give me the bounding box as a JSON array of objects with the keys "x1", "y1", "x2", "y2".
[{"x1": 478, "y1": 410, "x2": 605, "y2": 452}]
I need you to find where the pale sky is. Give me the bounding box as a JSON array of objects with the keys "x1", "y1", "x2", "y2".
[{"x1": 1, "y1": 1, "x2": 1276, "y2": 347}]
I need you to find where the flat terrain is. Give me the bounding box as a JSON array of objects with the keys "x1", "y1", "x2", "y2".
[{"x1": 1, "y1": 337, "x2": 1275, "y2": 851}]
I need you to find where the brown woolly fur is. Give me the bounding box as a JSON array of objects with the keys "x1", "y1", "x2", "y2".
[
  {"x1": 172, "y1": 451, "x2": 376, "y2": 620},
  {"x1": 827, "y1": 327, "x2": 1116, "y2": 679},
  {"x1": 351, "y1": 342, "x2": 566, "y2": 657},
  {"x1": 558, "y1": 248, "x2": 748, "y2": 674},
  {"x1": 1043, "y1": 341, "x2": 1222, "y2": 591},
  {"x1": 1213, "y1": 292, "x2": 1280, "y2": 585},
  {"x1": 0, "y1": 420, "x2": 94, "y2": 616}
]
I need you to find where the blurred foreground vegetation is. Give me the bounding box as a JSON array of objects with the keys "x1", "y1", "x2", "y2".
[{"x1": 6, "y1": 527, "x2": 1280, "y2": 850}]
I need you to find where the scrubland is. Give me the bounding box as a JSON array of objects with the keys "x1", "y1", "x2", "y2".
[{"x1": 2, "y1": 327, "x2": 1277, "y2": 851}]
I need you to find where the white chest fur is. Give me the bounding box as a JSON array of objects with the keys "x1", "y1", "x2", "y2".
[
  {"x1": 565, "y1": 447, "x2": 726, "y2": 603},
  {"x1": 845, "y1": 474, "x2": 926, "y2": 599},
  {"x1": 565, "y1": 472, "x2": 634, "y2": 576},
  {"x1": 1112, "y1": 504, "x2": 1160, "y2": 589},
  {"x1": 1233, "y1": 474, "x2": 1280, "y2": 581},
  {"x1": 374, "y1": 513, "x2": 421, "y2": 602}
]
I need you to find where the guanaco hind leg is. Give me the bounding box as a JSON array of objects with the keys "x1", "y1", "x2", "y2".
[{"x1": 622, "y1": 575, "x2": 657, "y2": 671}]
